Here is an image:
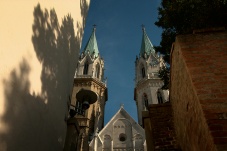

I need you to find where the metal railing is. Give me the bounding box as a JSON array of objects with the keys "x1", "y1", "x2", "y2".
[
  {"x1": 74, "y1": 74, "x2": 107, "y2": 86},
  {"x1": 135, "y1": 73, "x2": 161, "y2": 86}
]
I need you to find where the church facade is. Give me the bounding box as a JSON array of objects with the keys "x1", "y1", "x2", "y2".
[
  {"x1": 89, "y1": 106, "x2": 146, "y2": 151},
  {"x1": 67, "y1": 26, "x2": 171, "y2": 151}
]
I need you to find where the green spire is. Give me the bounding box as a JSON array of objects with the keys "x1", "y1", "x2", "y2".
[
  {"x1": 82, "y1": 25, "x2": 99, "y2": 58},
  {"x1": 140, "y1": 26, "x2": 155, "y2": 57}
]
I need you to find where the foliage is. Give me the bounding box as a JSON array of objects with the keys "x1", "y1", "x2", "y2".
[
  {"x1": 156, "y1": 0, "x2": 227, "y2": 33},
  {"x1": 158, "y1": 66, "x2": 170, "y2": 89},
  {"x1": 156, "y1": 0, "x2": 227, "y2": 88},
  {"x1": 155, "y1": 0, "x2": 227, "y2": 62},
  {"x1": 154, "y1": 28, "x2": 176, "y2": 63}
]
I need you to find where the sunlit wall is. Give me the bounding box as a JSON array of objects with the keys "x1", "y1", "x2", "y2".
[{"x1": 0, "y1": 1, "x2": 90, "y2": 150}]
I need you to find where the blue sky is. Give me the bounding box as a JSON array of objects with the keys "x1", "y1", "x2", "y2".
[{"x1": 81, "y1": 0, "x2": 162, "y2": 124}]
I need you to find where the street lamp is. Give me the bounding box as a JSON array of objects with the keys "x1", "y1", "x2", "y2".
[{"x1": 69, "y1": 89, "x2": 98, "y2": 117}]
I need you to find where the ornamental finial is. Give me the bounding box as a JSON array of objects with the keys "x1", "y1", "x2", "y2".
[
  {"x1": 120, "y1": 103, "x2": 124, "y2": 108},
  {"x1": 141, "y1": 24, "x2": 145, "y2": 31},
  {"x1": 93, "y1": 24, "x2": 97, "y2": 31}
]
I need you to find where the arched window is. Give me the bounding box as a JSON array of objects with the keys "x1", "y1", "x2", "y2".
[
  {"x1": 157, "y1": 91, "x2": 163, "y2": 104},
  {"x1": 103, "y1": 135, "x2": 112, "y2": 150},
  {"x1": 95, "y1": 64, "x2": 100, "y2": 78},
  {"x1": 141, "y1": 65, "x2": 146, "y2": 78},
  {"x1": 143, "y1": 93, "x2": 148, "y2": 110},
  {"x1": 134, "y1": 134, "x2": 144, "y2": 150},
  {"x1": 83, "y1": 61, "x2": 89, "y2": 75}
]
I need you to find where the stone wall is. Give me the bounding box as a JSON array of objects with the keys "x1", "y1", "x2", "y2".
[
  {"x1": 170, "y1": 29, "x2": 227, "y2": 151},
  {"x1": 143, "y1": 103, "x2": 180, "y2": 151},
  {"x1": 64, "y1": 118, "x2": 82, "y2": 151}
]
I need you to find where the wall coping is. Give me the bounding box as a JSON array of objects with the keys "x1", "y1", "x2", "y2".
[{"x1": 148, "y1": 102, "x2": 171, "y2": 108}]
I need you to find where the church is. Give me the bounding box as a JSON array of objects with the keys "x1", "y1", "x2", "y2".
[
  {"x1": 89, "y1": 106, "x2": 146, "y2": 151},
  {"x1": 68, "y1": 26, "x2": 168, "y2": 151}
]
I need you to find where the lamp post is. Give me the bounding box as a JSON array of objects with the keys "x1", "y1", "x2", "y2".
[
  {"x1": 69, "y1": 89, "x2": 98, "y2": 117},
  {"x1": 64, "y1": 89, "x2": 98, "y2": 151}
]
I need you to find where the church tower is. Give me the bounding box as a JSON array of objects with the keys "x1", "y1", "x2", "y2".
[
  {"x1": 134, "y1": 27, "x2": 168, "y2": 126},
  {"x1": 70, "y1": 26, "x2": 108, "y2": 151}
]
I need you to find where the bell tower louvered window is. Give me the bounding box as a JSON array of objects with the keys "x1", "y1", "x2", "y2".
[
  {"x1": 141, "y1": 65, "x2": 146, "y2": 78},
  {"x1": 83, "y1": 61, "x2": 89, "y2": 75},
  {"x1": 143, "y1": 93, "x2": 148, "y2": 110},
  {"x1": 95, "y1": 64, "x2": 100, "y2": 78}
]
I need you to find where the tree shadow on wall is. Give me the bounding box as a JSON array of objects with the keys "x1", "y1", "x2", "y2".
[
  {"x1": 1, "y1": 59, "x2": 56, "y2": 151},
  {"x1": 77, "y1": 0, "x2": 89, "y2": 42},
  {"x1": 1, "y1": 1, "x2": 89, "y2": 151},
  {"x1": 32, "y1": 1, "x2": 89, "y2": 98}
]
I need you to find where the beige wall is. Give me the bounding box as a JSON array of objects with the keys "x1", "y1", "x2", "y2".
[{"x1": 0, "y1": 1, "x2": 90, "y2": 150}]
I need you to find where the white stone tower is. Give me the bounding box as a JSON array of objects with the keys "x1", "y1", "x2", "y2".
[
  {"x1": 134, "y1": 27, "x2": 168, "y2": 126},
  {"x1": 70, "y1": 26, "x2": 108, "y2": 151}
]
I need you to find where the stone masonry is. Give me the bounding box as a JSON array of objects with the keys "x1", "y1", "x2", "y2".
[
  {"x1": 143, "y1": 103, "x2": 180, "y2": 151},
  {"x1": 170, "y1": 29, "x2": 227, "y2": 151}
]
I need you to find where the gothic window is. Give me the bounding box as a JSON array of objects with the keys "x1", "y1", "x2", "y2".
[
  {"x1": 83, "y1": 61, "x2": 89, "y2": 75},
  {"x1": 143, "y1": 93, "x2": 148, "y2": 110},
  {"x1": 95, "y1": 64, "x2": 100, "y2": 78},
  {"x1": 157, "y1": 91, "x2": 163, "y2": 104},
  {"x1": 141, "y1": 65, "x2": 146, "y2": 78},
  {"x1": 134, "y1": 134, "x2": 144, "y2": 151},
  {"x1": 103, "y1": 135, "x2": 111, "y2": 150}
]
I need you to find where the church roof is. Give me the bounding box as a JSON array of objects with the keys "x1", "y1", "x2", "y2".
[
  {"x1": 140, "y1": 27, "x2": 155, "y2": 57},
  {"x1": 82, "y1": 27, "x2": 99, "y2": 58},
  {"x1": 98, "y1": 105, "x2": 144, "y2": 135}
]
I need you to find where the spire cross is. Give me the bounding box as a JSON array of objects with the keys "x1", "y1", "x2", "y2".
[
  {"x1": 93, "y1": 24, "x2": 97, "y2": 30},
  {"x1": 141, "y1": 24, "x2": 145, "y2": 31},
  {"x1": 120, "y1": 103, "x2": 124, "y2": 108}
]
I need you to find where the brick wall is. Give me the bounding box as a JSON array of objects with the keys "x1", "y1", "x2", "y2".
[
  {"x1": 170, "y1": 30, "x2": 227, "y2": 151},
  {"x1": 143, "y1": 103, "x2": 180, "y2": 151}
]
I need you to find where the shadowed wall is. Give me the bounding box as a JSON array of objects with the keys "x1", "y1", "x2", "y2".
[
  {"x1": 0, "y1": 1, "x2": 90, "y2": 151},
  {"x1": 171, "y1": 29, "x2": 227, "y2": 151}
]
